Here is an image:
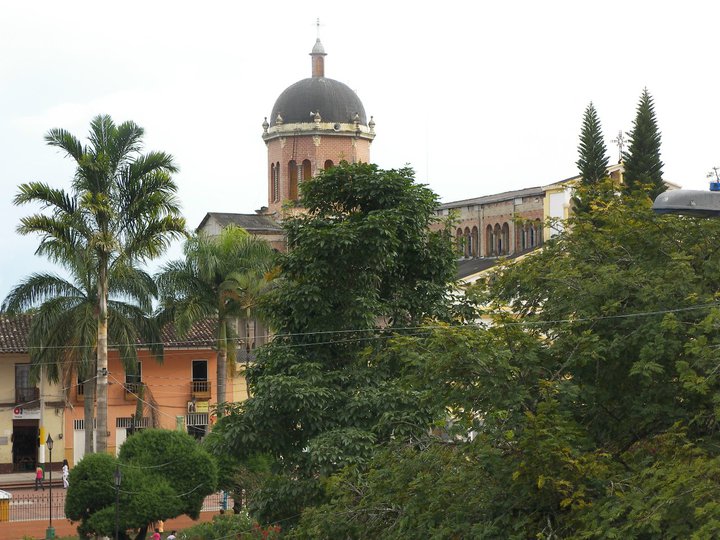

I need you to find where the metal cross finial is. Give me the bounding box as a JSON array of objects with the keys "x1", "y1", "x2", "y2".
[{"x1": 611, "y1": 130, "x2": 626, "y2": 163}]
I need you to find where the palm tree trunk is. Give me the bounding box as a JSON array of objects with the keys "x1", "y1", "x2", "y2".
[
  {"x1": 96, "y1": 261, "x2": 109, "y2": 453},
  {"x1": 217, "y1": 323, "x2": 227, "y2": 407},
  {"x1": 83, "y1": 371, "x2": 96, "y2": 455}
]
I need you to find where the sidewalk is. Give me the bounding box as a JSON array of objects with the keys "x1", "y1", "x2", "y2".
[
  {"x1": 0, "y1": 471, "x2": 61, "y2": 489},
  {"x1": 0, "y1": 509, "x2": 221, "y2": 540}
]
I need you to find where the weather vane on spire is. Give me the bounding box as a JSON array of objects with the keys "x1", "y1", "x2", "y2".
[{"x1": 611, "y1": 130, "x2": 626, "y2": 164}]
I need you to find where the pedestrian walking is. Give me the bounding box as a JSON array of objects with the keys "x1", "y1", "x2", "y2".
[
  {"x1": 62, "y1": 459, "x2": 69, "y2": 489},
  {"x1": 167, "y1": 530, "x2": 177, "y2": 540},
  {"x1": 34, "y1": 465, "x2": 44, "y2": 491},
  {"x1": 151, "y1": 528, "x2": 161, "y2": 540}
]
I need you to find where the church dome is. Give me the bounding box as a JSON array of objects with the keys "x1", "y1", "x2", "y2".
[{"x1": 269, "y1": 77, "x2": 367, "y2": 127}]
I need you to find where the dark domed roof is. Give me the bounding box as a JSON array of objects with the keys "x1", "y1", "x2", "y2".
[{"x1": 270, "y1": 77, "x2": 367, "y2": 127}]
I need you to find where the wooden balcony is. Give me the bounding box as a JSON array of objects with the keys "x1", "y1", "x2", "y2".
[
  {"x1": 16, "y1": 387, "x2": 39, "y2": 405},
  {"x1": 191, "y1": 380, "x2": 211, "y2": 400},
  {"x1": 124, "y1": 382, "x2": 145, "y2": 401}
]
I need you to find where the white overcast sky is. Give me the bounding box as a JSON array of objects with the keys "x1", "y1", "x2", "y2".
[{"x1": 2, "y1": 1, "x2": 720, "y2": 300}]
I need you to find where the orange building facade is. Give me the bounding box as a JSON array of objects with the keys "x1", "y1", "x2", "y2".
[
  {"x1": 63, "y1": 334, "x2": 250, "y2": 465},
  {"x1": 0, "y1": 315, "x2": 250, "y2": 470}
]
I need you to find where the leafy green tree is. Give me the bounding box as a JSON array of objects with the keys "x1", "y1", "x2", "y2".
[
  {"x1": 622, "y1": 88, "x2": 665, "y2": 198},
  {"x1": 66, "y1": 429, "x2": 218, "y2": 539},
  {"x1": 290, "y1": 184, "x2": 720, "y2": 538},
  {"x1": 13, "y1": 115, "x2": 185, "y2": 452},
  {"x1": 179, "y1": 512, "x2": 282, "y2": 540},
  {"x1": 205, "y1": 162, "x2": 459, "y2": 525},
  {"x1": 2, "y1": 248, "x2": 161, "y2": 455},
  {"x1": 155, "y1": 225, "x2": 277, "y2": 404},
  {"x1": 573, "y1": 102, "x2": 610, "y2": 214}
]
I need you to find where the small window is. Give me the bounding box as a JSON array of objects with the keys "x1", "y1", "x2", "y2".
[
  {"x1": 274, "y1": 162, "x2": 280, "y2": 202},
  {"x1": 270, "y1": 163, "x2": 278, "y2": 203},
  {"x1": 125, "y1": 362, "x2": 142, "y2": 384},
  {"x1": 288, "y1": 160, "x2": 298, "y2": 200}
]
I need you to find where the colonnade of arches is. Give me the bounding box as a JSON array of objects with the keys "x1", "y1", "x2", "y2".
[
  {"x1": 270, "y1": 159, "x2": 335, "y2": 203},
  {"x1": 519, "y1": 219, "x2": 543, "y2": 252},
  {"x1": 455, "y1": 219, "x2": 543, "y2": 258},
  {"x1": 485, "y1": 223, "x2": 511, "y2": 257},
  {"x1": 456, "y1": 226, "x2": 480, "y2": 257}
]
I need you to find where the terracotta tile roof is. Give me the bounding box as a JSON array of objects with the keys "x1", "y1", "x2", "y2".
[
  {"x1": 0, "y1": 315, "x2": 32, "y2": 353},
  {"x1": 0, "y1": 314, "x2": 216, "y2": 354},
  {"x1": 161, "y1": 319, "x2": 217, "y2": 349},
  {"x1": 196, "y1": 212, "x2": 282, "y2": 233}
]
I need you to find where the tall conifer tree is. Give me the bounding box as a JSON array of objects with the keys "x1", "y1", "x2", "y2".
[
  {"x1": 574, "y1": 102, "x2": 609, "y2": 213},
  {"x1": 622, "y1": 88, "x2": 665, "y2": 198}
]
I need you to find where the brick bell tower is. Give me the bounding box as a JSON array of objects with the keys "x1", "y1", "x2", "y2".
[{"x1": 261, "y1": 37, "x2": 375, "y2": 217}]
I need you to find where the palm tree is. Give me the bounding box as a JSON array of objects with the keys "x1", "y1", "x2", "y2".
[
  {"x1": 12, "y1": 115, "x2": 186, "y2": 452},
  {"x1": 156, "y1": 226, "x2": 277, "y2": 405},
  {"x1": 2, "y1": 248, "x2": 161, "y2": 455}
]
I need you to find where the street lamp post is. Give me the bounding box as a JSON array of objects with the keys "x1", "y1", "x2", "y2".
[
  {"x1": 114, "y1": 465, "x2": 122, "y2": 540},
  {"x1": 45, "y1": 434, "x2": 54, "y2": 540}
]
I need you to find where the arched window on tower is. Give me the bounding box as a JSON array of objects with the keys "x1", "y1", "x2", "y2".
[
  {"x1": 274, "y1": 162, "x2": 280, "y2": 202},
  {"x1": 302, "y1": 159, "x2": 312, "y2": 182},
  {"x1": 324, "y1": 159, "x2": 334, "y2": 170},
  {"x1": 271, "y1": 163, "x2": 280, "y2": 203},
  {"x1": 288, "y1": 160, "x2": 298, "y2": 200}
]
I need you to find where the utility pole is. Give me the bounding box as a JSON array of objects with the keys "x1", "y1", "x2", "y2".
[{"x1": 39, "y1": 365, "x2": 46, "y2": 467}]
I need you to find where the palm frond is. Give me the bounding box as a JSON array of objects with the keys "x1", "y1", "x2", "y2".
[
  {"x1": 44, "y1": 129, "x2": 85, "y2": 162},
  {"x1": 2, "y1": 273, "x2": 85, "y2": 313},
  {"x1": 110, "y1": 120, "x2": 144, "y2": 169}
]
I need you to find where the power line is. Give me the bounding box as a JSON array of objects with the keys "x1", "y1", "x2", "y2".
[{"x1": 3, "y1": 299, "x2": 720, "y2": 355}]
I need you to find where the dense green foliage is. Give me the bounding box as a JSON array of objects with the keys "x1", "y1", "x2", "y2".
[
  {"x1": 573, "y1": 102, "x2": 610, "y2": 214},
  {"x1": 179, "y1": 512, "x2": 282, "y2": 540},
  {"x1": 156, "y1": 225, "x2": 277, "y2": 404},
  {"x1": 205, "y1": 162, "x2": 460, "y2": 525},
  {"x1": 289, "y1": 183, "x2": 720, "y2": 538},
  {"x1": 66, "y1": 429, "x2": 218, "y2": 539},
  {"x1": 623, "y1": 88, "x2": 665, "y2": 199},
  {"x1": 12, "y1": 115, "x2": 185, "y2": 452}
]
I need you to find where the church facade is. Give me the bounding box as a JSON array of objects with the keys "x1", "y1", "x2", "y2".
[{"x1": 199, "y1": 39, "x2": 645, "y2": 283}]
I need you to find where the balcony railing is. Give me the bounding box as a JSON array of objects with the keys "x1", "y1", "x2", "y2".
[
  {"x1": 124, "y1": 382, "x2": 145, "y2": 400},
  {"x1": 191, "y1": 380, "x2": 211, "y2": 399},
  {"x1": 15, "y1": 387, "x2": 39, "y2": 405}
]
